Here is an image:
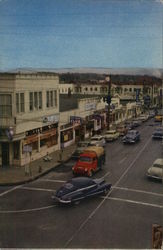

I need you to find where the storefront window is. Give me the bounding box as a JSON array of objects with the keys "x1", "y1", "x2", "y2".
[{"x1": 61, "y1": 129, "x2": 73, "y2": 143}]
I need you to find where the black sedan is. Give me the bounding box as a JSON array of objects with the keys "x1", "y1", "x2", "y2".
[
  {"x1": 52, "y1": 177, "x2": 112, "y2": 204},
  {"x1": 122, "y1": 130, "x2": 140, "y2": 144},
  {"x1": 152, "y1": 128, "x2": 163, "y2": 139}
]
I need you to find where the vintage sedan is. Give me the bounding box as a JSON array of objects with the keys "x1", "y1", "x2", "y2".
[
  {"x1": 90, "y1": 135, "x2": 106, "y2": 147},
  {"x1": 71, "y1": 140, "x2": 91, "y2": 159},
  {"x1": 152, "y1": 128, "x2": 163, "y2": 140},
  {"x1": 104, "y1": 130, "x2": 119, "y2": 142},
  {"x1": 147, "y1": 158, "x2": 163, "y2": 180},
  {"x1": 51, "y1": 177, "x2": 112, "y2": 204},
  {"x1": 122, "y1": 130, "x2": 140, "y2": 144}
]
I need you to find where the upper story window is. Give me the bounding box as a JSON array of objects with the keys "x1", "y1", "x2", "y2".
[
  {"x1": 29, "y1": 91, "x2": 42, "y2": 111},
  {"x1": 0, "y1": 94, "x2": 12, "y2": 117},
  {"x1": 16, "y1": 92, "x2": 25, "y2": 113},
  {"x1": 94, "y1": 87, "x2": 97, "y2": 91},
  {"x1": 46, "y1": 90, "x2": 57, "y2": 108}
]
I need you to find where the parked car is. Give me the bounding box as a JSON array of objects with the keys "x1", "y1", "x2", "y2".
[
  {"x1": 72, "y1": 146, "x2": 105, "y2": 177},
  {"x1": 116, "y1": 124, "x2": 128, "y2": 136},
  {"x1": 147, "y1": 158, "x2": 163, "y2": 180},
  {"x1": 152, "y1": 128, "x2": 163, "y2": 140},
  {"x1": 104, "y1": 130, "x2": 119, "y2": 142},
  {"x1": 51, "y1": 177, "x2": 112, "y2": 204},
  {"x1": 138, "y1": 114, "x2": 149, "y2": 122},
  {"x1": 122, "y1": 130, "x2": 140, "y2": 144},
  {"x1": 90, "y1": 135, "x2": 106, "y2": 147},
  {"x1": 71, "y1": 140, "x2": 91, "y2": 159}
]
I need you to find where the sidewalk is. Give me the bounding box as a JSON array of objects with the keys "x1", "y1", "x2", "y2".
[{"x1": 0, "y1": 144, "x2": 77, "y2": 186}]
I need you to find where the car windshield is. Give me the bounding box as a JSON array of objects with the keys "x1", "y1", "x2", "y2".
[
  {"x1": 106, "y1": 131, "x2": 115, "y2": 135},
  {"x1": 153, "y1": 164, "x2": 163, "y2": 169},
  {"x1": 91, "y1": 137, "x2": 100, "y2": 141},
  {"x1": 63, "y1": 182, "x2": 75, "y2": 190},
  {"x1": 127, "y1": 131, "x2": 136, "y2": 136},
  {"x1": 79, "y1": 156, "x2": 92, "y2": 163}
]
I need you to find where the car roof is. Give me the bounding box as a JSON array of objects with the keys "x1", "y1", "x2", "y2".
[
  {"x1": 153, "y1": 158, "x2": 163, "y2": 166},
  {"x1": 106, "y1": 130, "x2": 116, "y2": 133},
  {"x1": 70, "y1": 177, "x2": 95, "y2": 187},
  {"x1": 127, "y1": 129, "x2": 137, "y2": 133}
]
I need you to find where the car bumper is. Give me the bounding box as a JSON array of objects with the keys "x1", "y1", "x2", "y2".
[
  {"x1": 73, "y1": 168, "x2": 88, "y2": 175},
  {"x1": 123, "y1": 140, "x2": 135, "y2": 143},
  {"x1": 51, "y1": 195, "x2": 72, "y2": 204},
  {"x1": 146, "y1": 174, "x2": 162, "y2": 180}
]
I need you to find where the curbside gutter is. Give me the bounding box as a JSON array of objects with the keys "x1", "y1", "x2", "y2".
[{"x1": 0, "y1": 157, "x2": 72, "y2": 187}]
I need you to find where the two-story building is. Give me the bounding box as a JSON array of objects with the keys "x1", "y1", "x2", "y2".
[{"x1": 0, "y1": 72, "x2": 60, "y2": 167}]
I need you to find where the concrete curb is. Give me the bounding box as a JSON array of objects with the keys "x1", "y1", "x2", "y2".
[{"x1": 0, "y1": 158, "x2": 72, "y2": 187}]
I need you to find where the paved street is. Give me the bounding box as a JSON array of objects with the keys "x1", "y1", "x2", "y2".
[{"x1": 0, "y1": 118, "x2": 162, "y2": 249}]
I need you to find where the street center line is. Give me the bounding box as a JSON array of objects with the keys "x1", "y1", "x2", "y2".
[
  {"x1": 101, "y1": 196, "x2": 163, "y2": 209},
  {"x1": 102, "y1": 171, "x2": 111, "y2": 178},
  {"x1": 39, "y1": 179, "x2": 66, "y2": 183},
  {"x1": 0, "y1": 185, "x2": 22, "y2": 197},
  {"x1": 0, "y1": 205, "x2": 56, "y2": 214},
  {"x1": 20, "y1": 186, "x2": 55, "y2": 192},
  {"x1": 114, "y1": 186, "x2": 163, "y2": 197},
  {"x1": 118, "y1": 157, "x2": 127, "y2": 164}
]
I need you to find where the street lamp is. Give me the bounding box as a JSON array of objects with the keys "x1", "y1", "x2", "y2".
[{"x1": 105, "y1": 75, "x2": 112, "y2": 130}]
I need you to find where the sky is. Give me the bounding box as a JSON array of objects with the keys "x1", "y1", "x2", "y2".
[{"x1": 0, "y1": 0, "x2": 163, "y2": 70}]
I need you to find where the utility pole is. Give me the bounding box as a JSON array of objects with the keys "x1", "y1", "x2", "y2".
[{"x1": 105, "y1": 75, "x2": 112, "y2": 130}]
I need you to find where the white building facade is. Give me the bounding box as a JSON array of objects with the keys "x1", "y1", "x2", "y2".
[{"x1": 0, "y1": 72, "x2": 60, "y2": 167}]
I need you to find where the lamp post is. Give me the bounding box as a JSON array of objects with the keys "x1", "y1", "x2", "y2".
[{"x1": 105, "y1": 75, "x2": 112, "y2": 130}]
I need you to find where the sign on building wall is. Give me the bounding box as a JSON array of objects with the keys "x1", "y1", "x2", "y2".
[
  {"x1": 23, "y1": 145, "x2": 32, "y2": 153},
  {"x1": 85, "y1": 103, "x2": 96, "y2": 111},
  {"x1": 70, "y1": 116, "x2": 82, "y2": 125},
  {"x1": 43, "y1": 114, "x2": 59, "y2": 123}
]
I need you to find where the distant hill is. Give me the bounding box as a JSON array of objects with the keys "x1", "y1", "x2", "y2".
[{"x1": 4, "y1": 67, "x2": 163, "y2": 78}]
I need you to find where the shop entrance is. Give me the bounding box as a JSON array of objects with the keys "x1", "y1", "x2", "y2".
[{"x1": 2, "y1": 143, "x2": 9, "y2": 167}]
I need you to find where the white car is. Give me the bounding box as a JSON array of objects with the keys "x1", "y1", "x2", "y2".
[
  {"x1": 147, "y1": 158, "x2": 163, "y2": 180},
  {"x1": 90, "y1": 135, "x2": 106, "y2": 147},
  {"x1": 104, "y1": 130, "x2": 119, "y2": 142}
]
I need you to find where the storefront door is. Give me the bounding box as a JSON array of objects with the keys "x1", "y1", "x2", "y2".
[{"x1": 2, "y1": 143, "x2": 9, "y2": 167}]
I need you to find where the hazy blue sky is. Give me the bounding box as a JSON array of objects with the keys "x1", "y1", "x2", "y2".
[{"x1": 0, "y1": 0, "x2": 162, "y2": 70}]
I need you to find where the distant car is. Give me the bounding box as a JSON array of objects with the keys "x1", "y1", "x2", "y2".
[
  {"x1": 138, "y1": 114, "x2": 149, "y2": 122},
  {"x1": 104, "y1": 130, "x2": 119, "y2": 142},
  {"x1": 122, "y1": 130, "x2": 140, "y2": 144},
  {"x1": 51, "y1": 177, "x2": 112, "y2": 204},
  {"x1": 147, "y1": 158, "x2": 163, "y2": 180},
  {"x1": 116, "y1": 124, "x2": 128, "y2": 136},
  {"x1": 152, "y1": 128, "x2": 163, "y2": 140},
  {"x1": 71, "y1": 140, "x2": 91, "y2": 159},
  {"x1": 148, "y1": 111, "x2": 155, "y2": 118},
  {"x1": 90, "y1": 135, "x2": 106, "y2": 147},
  {"x1": 132, "y1": 119, "x2": 142, "y2": 127}
]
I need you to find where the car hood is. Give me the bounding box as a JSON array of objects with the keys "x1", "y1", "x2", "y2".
[{"x1": 55, "y1": 186, "x2": 76, "y2": 198}]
